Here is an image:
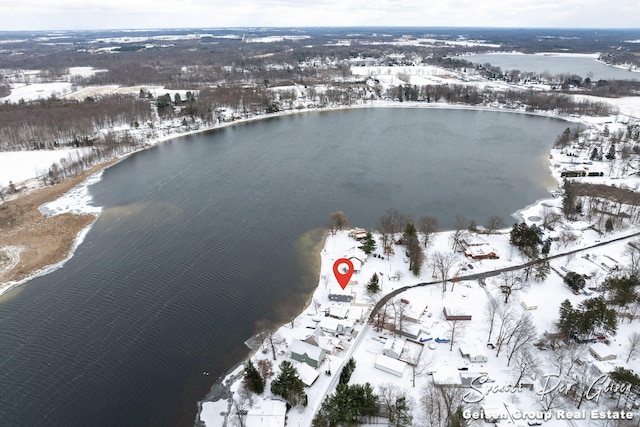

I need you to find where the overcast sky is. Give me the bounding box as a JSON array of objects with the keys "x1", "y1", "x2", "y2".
[{"x1": 0, "y1": 0, "x2": 638, "y2": 31}]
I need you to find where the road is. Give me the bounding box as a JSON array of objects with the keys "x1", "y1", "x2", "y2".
[{"x1": 368, "y1": 229, "x2": 640, "y2": 321}]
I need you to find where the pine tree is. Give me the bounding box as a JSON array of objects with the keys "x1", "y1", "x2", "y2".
[
  {"x1": 243, "y1": 360, "x2": 265, "y2": 394},
  {"x1": 360, "y1": 231, "x2": 377, "y2": 255},
  {"x1": 339, "y1": 358, "x2": 356, "y2": 385},
  {"x1": 367, "y1": 273, "x2": 380, "y2": 294},
  {"x1": 271, "y1": 361, "x2": 307, "y2": 407}
]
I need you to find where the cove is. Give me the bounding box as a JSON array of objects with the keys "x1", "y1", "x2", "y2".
[{"x1": 0, "y1": 107, "x2": 569, "y2": 426}]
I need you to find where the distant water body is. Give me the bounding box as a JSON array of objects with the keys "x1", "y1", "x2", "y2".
[
  {"x1": 464, "y1": 53, "x2": 639, "y2": 81},
  {"x1": 0, "y1": 107, "x2": 569, "y2": 426}
]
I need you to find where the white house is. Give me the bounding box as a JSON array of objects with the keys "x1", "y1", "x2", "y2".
[
  {"x1": 319, "y1": 317, "x2": 354, "y2": 336},
  {"x1": 459, "y1": 343, "x2": 488, "y2": 363},
  {"x1": 374, "y1": 354, "x2": 406, "y2": 377}
]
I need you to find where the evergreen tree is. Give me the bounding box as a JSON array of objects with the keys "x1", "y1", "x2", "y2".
[
  {"x1": 534, "y1": 260, "x2": 551, "y2": 282},
  {"x1": 509, "y1": 222, "x2": 540, "y2": 260},
  {"x1": 271, "y1": 361, "x2": 307, "y2": 407},
  {"x1": 243, "y1": 360, "x2": 265, "y2": 394},
  {"x1": 590, "y1": 147, "x2": 599, "y2": 161},
  {"x1": 359, "y1": 231, "x2": 377, "y2": 255},
  {"x1": 605, "y1": 217, "x2": 614, "y2": 234},
  {"x1": 564, "y1": 271, "x2": 586, "y2": 294},
  {"x1": 366, "y1": 273, "x2": 380, "y2": 294},
  {"x1": 606, "y1": 143, "x2": 616, "y2": 160},
  {"x1": 339, "y1": 358, "x2": 356, "y2": 385},
  {"x1": 541, "y1": 239, "x2": 551, "y2": 256}
]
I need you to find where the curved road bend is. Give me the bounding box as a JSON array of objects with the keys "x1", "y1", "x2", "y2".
[{"x1": 368, "y1": 230, "x2": 640, "y2": 321}]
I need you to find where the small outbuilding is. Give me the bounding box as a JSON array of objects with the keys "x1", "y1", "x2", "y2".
[
  {"x1": 245, "y1": 399, "x2": 287, "y2": 427},
  {"x1": 590, "y1": 342, "x2": 616, "y2": 361},
  {"x1": 290, "y1": 338, "x2": 326, "y2": 368},
  {"x1": 443, "y1": 306, "x2": 472, "y2": 321},
  {"x1": 374, "y1": 354, "x2": 406, "y2": 377},
  {"x1": 383, "y1": 338, "x2": 406, "y2": 360}
]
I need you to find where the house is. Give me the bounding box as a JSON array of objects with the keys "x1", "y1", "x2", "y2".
[
  {"x1": 459, "y1": 343, "x2": 488, "y2": 363},
  {"x1": 290, "y1": 338, "x2": 326, "y2": 368},
  {"x1": 443, "y1": 306, "x2": 472, "y2": 321},
  {"x1": 328, "y1": 305, "x2": 350, "y2": 319},
  {"x1": 349, "y1": 227, "x2": 368, "y2": 240},
  {"x1": 383, "y1": 338, "x2": 406, "y2": 360},
  {"x1": 375, "y1": 354, "x2": 406, "y2": 377},
  {"x1": 463, "y1": 244, "x2": 499, "y2": 260},
  {"x1": 319, "y1": 317, "x2": 354, "y2": 336},
  {"x1": 328, "y1": 286, "x2": 354, "y2": 303},
  {"x1": 589, "y1": 342, "x2": 616, "y2": 361},
  {"x1": 348, "y1": 256, "x2": 364, "y2": 273}
]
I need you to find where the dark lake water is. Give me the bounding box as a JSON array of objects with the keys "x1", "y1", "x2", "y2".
[
  {"x1": 0, "y1": 107, "x2": 569, "y2": 426},
  {"x1": 464, "y1": 53, "x2": 640, "y2": 81}
]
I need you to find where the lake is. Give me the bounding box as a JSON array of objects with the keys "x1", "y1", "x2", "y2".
[
  {"x1": 0, "y1": 107, "x2": 569, "y2": 426},
  {"x1": 463, "y1": 53, "x2": 640, "y2": 80}
]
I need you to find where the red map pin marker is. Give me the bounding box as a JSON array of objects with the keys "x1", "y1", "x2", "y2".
[{"x1": 333, "y1": 258, "x2": 354, "y2": 290}]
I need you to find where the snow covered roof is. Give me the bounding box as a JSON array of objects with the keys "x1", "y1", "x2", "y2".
[
  {"x1": 290, "y1": 338, "x2": 324, "y2": 362},
  {"x1": 589, "y1": 342, "x2": 616, "y2": 361},
  {"x1": 245, "y1": 399, "x2": 287, "y2": 427},
  {"x1": 375, "y1": 354, "x2": 406, "y2": 376},
  {"x1": 292, "y1": 361, "x2": 320, "y2": 386},
  {"x1": 432, "y1": 369, "x2": 462, "y2": 386}
]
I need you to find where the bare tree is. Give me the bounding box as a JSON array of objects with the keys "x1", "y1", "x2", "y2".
[
  {"x1": 329, "y1": 211, "x2": 349, "y2": 233},
  {"x1": 418, "y1": 215, "x2": 438, "y2": 248},
  {"x1": 504, "y1": 313, "x2": 537, "y2": 365},
  {"x1": 450, "y1": 214, "x2": 468, "y2": 252},
  {"x1": 624, "y1": 241, "x2": 640, "y2": 277},
  {"x1": 485, "y1": 297, "x2": 500, "y2": 343},
  {"x1": 405, "y1": 347, "x2": 432, "y2": 388},
  {"x1": 540, "y1": 205, "x2": 562, "y2": 229},
  {"x1": 485, "y1": 215, "x2": 505, "y2": 234},
  {"x1": 377, "y1": 383, "x2": 414, "y2": 426},
  {"x1": 419, "y1": 382, "x2": 468, "y2": 427},
  {"x1": 624, "y1": 332, "x2": 640, "y2": 363},
  {"x1": 512, "y1": 348, "x2": 540, "y2": 386},
  {"x1": 431, "y1": 251, "x2": 457, "y2": 293},
  {"x1": 497, "y1": 271, "x2": 528, "y2": 304},
  {"x1": 446, "y1": 318, "x2": 467, "y2": 352}
]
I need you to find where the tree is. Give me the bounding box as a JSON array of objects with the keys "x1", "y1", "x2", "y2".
[
  {"x1": 377, "y1": 383, "x2": 413, "y2": 427},
  {"x1": 419, "y1": 382, "x2": 468, "y2": 427},
  {"x1": 498, "y1": 271, "x2": 527, "y2": 304},
  {"x1": 605, "y1": 217, "x2": 614, "y2": 234},
  {"x1": 243, "y1": 360, "x2": 265, "y2": 394},
  {"x1": 431, "y1": 251, "x2": 457, "y2": 293},
  {"x1": 485, "y1": 297, "x2": 500, "y2": 343},
  {"x1": 313, "y1": 383, "x2": 378, "y2": 426},
  {"x1": 403, "y1": 222, "x2": 424, "y2": 276},
  {"x1": 359, "y1": 231, "x2": 376, "y2": 255},
  {"x1": 624, "y1": 332, "x2": 640, "y2": 363},
  {"x1": 339, "y1": 358, "x2": 356, "y2": 385},
  {"x1": 256, "y1": 359, "x2": 274, "y2": 382},
  {"x1": 564, "y1": 271, "x2": 586, "y2": 294},
  {"x1": 450, "y1": 214, "x2": 468, "y2": 252},
  {"x1": 329, "y1": 211, "x2": 349, "y2": 233},
  {"x1": 270, "y1": 361, "x2": 307, "y2": 408},
  {"x1": 509, "y1": 222, "x2": 539, "y2": 260},
  {"x1": 446, "y1": 317, "x2": 466, "y2": 351},
  {"x1": 418, "y1": 215, "x2": 438, "y2": 248},
  {"x1": 485, "y1": 215, "x2": 505, "y2": 234},
  {"x1": 366, "y1": 273, "x2": 381, "y2": 294},
  {"x1": 624, "y1": 241, "x2": 640, "y2": 277},
  {"x1": 590, "y1": 147, "x2": 599, "y2": 160},
  {"x1": 534, "y1": 259, "x2": 551, "y2": 282}
]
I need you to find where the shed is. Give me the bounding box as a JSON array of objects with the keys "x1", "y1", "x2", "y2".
[
  {"x1": 398, "y1": 323, "x2": 422, "y2": 340},
  {"x1": 443, "y1": 306, "x2": 472, "y2": 321},
  {"x1": 464, "y1": 244, "x2": 499, "y2": 260},
  {"x1": 245, "y1": 399, "x2": 287, "y2": 427},
  {"x1": 290, "y1": 338, "x2": 326, "y2": 368},
  {"x1": 383, "y1": 338, "x2": 406, "y2": 360},
  {"x1": 374, "y1": 354, "x2": 406, "y2": 377},
  {"x1": 589, "y1": 342, "x2": 616, "y2": 361}
]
